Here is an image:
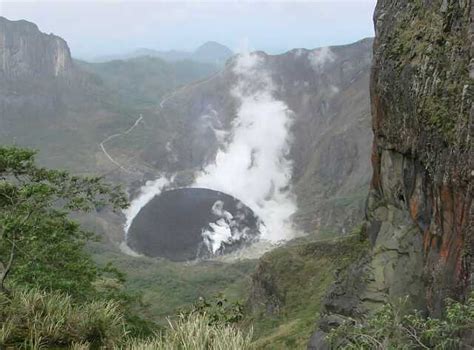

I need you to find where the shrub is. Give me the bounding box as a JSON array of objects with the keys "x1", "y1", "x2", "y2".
[
  {"x1": 328, "y1": 294, "x2": 474, "y2": 349},
  {"x1": 181, "y1": 294, "x2": 245, "y2": 326}
]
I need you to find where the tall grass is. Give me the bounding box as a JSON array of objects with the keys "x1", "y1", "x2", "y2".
[
  {"x1": 0, "y1": 288, "x2": 126, "y2": 349},
  {"x1": 0, "y1": 288, "x2": 253, "y2": 349},
  {"x1": 124, "y1": 313, "x2": 253, "y2": 350}
]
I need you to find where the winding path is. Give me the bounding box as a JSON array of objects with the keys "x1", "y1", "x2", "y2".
[
  {"x1": 99, "y1": 114, "x2": 144, "y2": 173},
  {"x1": 98, "y1": 70, "x2": 223, "y2": 172}
]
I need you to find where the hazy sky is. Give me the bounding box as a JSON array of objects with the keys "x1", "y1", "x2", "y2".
[{"x1": 1, "y1": 1, "x2": 377, "y2": 59}]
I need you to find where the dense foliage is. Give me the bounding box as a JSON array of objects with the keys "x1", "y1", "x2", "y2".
[
  {"x1": 328, "y1": 294, "x2": 474, "y2": 349},
  {"x1": 0, "y1": 146, "x2": 127, "y2": 298}
]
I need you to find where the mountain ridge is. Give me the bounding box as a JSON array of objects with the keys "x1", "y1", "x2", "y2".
[{"x1": 92, "y1": 40, "x2": 234, "y2": 65}]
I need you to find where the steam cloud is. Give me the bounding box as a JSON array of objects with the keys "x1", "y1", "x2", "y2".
[
  {"x1": 123, "y1": 177, "x2": 171, "y2": 234},
  {"x1": 202, "y1": 200, "x2": 249, "y2": 254},
  {"x1": 194, "y1": 52, "x2": 297, "y2": 247},
  {"x1": 308, "y1": 47, "x2": 335, "y2": 70}
]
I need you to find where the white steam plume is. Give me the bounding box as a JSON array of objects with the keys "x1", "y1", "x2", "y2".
[
  {"x1": 194, "y1": 52, "x2": 297, "y2": 243},
  {"x1": 202, "y1": 200, "x2": 234, "y2": 254},
  {"x1": 123, "y1": 177, "x2": 171, "y2": 234},
  {"x1": 308, "y1": 47, "x2": 335, "y2": 70}
]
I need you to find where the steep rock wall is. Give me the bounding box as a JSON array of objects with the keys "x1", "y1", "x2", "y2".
[
  {"x1": 310, "y1": 0, "x2": 472, "y2": 348},
  {"x1": 369, "y1": 0, "x2": 472, "y2": 313},
  {"x1": 0, "y1": 17, "x2": 73, "y2": 80}
]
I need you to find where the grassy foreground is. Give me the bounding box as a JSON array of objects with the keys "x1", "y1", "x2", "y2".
[{"x1": 0, "y1": 288, "x2": 253, "y2": 349}]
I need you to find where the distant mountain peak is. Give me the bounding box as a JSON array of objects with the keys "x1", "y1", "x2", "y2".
[
  {"x1": 193, "y1": 41, "x2": 233, "y2": 63},
  {"x1": 195, "y1": 41, "x2": 232, "y2": 53}
]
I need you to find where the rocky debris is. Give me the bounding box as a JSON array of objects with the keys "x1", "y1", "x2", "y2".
[{"x1": 0, "y1": 16, "x2": 374, "y2": 246}]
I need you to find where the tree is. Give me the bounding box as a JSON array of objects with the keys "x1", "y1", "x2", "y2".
[{"x1": 0, "y1": 146, "x2": 127, "y2": 298}]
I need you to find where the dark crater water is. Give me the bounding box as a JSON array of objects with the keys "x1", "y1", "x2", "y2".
[{"x1": 127, "y1": 188, "x2": 261, "y2": 261}]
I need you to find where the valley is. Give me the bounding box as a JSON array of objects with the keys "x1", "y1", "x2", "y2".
[{"x1": 0, "y1": 15, "x2": 373, "y2": 346}]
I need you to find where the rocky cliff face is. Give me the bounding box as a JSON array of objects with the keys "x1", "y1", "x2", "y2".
[
  {"x1": 310, "y1": 0, "x2": 472, "y2": 347},
  {"x1": 0, "y1": 16, "x2": 133, "y2": 173},
  {"x1": 369, "y1": 0, "x2": 472, "y2": 312},
  {"x1": 285, "y1": 39, "x2": 373, "y2": 233},
  {"x1": 0, "y1": 17, "x2": 73, "y2": 80}
]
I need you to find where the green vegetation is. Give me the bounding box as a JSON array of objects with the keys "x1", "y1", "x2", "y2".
[
  {"x1": 88, "y1": 233, "x2": 371, "y2": 349},
  {"x1": 124, "y1": 313, "x2": 253, "y2": 350},
  {"x1": 0, "y1": 288, "x2": 125, "y2": 348},
  {"x1": 328, "y1": 294, "x2": 474, "y2": 349},
  {"x1": 182, "y1": 294, "x2": 245, "y2": 326},
  {"x1": 0, "y1": 147, "x2": 127, "y2": 297},
  {"x1": 4, "y1": 55, "x2": 219, "y2": 175},
  {"x1": 0, "y1": 288, "x2": 254, "y2": 349},
  {"x1": 248, "y1": 234, "x2": 369, "y2": 349},
  {"x1": 90, "y1": 242, "x2": 256, "y2": 323},
  {"x1": 0, "y1": 146, "x2": 134, "y2": 348}
]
